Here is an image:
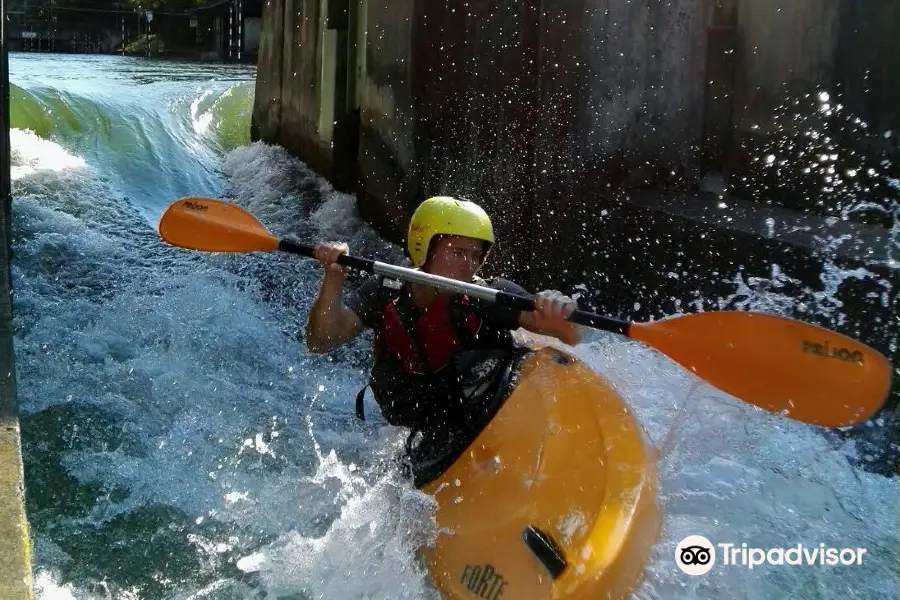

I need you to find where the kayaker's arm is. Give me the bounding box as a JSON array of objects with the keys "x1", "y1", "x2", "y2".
[
  {"x1": 306, "y1": 243, "x2": 364, "y2": 353},
  {"x1": 306, "y1": 273, "x2": 363, "y2": 353}
]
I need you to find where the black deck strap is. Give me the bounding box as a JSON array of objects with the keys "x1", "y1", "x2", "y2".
[{"x1": 523, "y1": 525, "x2": 568, "y2": 579}]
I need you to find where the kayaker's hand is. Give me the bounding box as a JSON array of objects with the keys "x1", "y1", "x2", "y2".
[
  {"x1": 533, "y1": 290, "x2": 578, "y2": 321},
  {"x1": 312, "y1": 242, "x2": 351, "y2": 279},
  {"x1": 526, "y1": 290, "x2": 585, "y2": 345}
]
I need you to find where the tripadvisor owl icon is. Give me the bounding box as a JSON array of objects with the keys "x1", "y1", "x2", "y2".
[{"x1": 676, "y1": 535, "x2": 716, "y2": 576}]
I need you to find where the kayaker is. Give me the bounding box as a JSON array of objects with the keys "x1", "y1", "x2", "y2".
[{"x1": 305, "y1": 196, "x2": 584, "y2": 481}]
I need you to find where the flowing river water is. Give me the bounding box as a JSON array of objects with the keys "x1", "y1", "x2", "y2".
[{"x1": 8, "y1": 53, "x2": 898, "y2": 600}]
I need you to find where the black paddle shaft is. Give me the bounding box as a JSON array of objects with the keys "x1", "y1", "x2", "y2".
[
  {"x1": 279, "y1": 239, "x2": 375, "y2": 272},
  {"x1": 278, "y1": 238, "x2": 631, "y2": 336}
]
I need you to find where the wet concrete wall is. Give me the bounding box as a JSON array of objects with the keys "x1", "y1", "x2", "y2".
[
  {"x1": 252, "y1": 0, "x2": 327, "y2": 174},
  {"x1": 355, "y1": 0, "x2": 714, "y2": 273},
  {"x1": 355, "y1": 0, "x2": 418, "y2": 237},
  {"x1": 1, "y1": 2, "x2": 37, "y2": 596},
  {"x1": 404, "y1": 1, "x2": 542, "y2": 274},
  {"x1": 252, "y1": 0, "x2": 899, "y2": 464},
  {"x1": 252, "y1": 0, "x2": 361, "y2": 189}
]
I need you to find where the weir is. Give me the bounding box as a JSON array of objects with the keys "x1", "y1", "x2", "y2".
[
  {"x1": 251, "y1": 0, "x2": 899, "y2": 470},
  {"x1": 0, "y1": 0, "x2": 36, "y2": 596}
]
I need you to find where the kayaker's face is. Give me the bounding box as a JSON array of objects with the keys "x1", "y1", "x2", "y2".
[{"x1": 426, "y1": 235, "x2": 485, "y2": 281}]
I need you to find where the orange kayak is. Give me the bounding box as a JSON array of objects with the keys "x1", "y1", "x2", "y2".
[{"x1": 419, "y1": 345, "x2": 660, "y2": 600}]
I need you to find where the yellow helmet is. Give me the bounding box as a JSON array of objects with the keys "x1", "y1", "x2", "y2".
[{"x1": 407, "y1": 196, "x2": 495, "y2": 268}]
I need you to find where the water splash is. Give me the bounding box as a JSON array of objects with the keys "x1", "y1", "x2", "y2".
[
  {"x1": 738, "y1": 90, "x2": 898, "y2": 268},
  {"x1": 571, "y1": 339, "x2": 899, "y2": 600},
  {"x1": 236, "y1": 429, "x2": 441, "y2": 600}
]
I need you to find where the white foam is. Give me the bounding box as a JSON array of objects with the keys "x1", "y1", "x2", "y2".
[
  {"x1": 33, "y1": 572, "x2": 83, "y2": 600},
  {"x1": 236, "y1": 428, "x2": 441, "y2": 600},
  {"x1": 189, "y1": 88, "x2": 216, "y2": 135},
  {"x1": 10, "y1": 129, "x2": 87, "y2": 179}
]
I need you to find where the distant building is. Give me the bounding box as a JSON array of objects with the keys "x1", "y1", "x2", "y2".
[
  {"x1": 5, "y1": 0, "x2": 261, "y2": 62},
  {"x1": 186, "y1": 0, "x2": 262, "y2": 62}
]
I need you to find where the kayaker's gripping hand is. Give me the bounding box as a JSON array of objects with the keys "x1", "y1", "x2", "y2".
[
  {"x1": 312, "y1": 242, "x2": 351, "y2": 280},
  {"x1": 521, "y1": 290, "x2": 585, "y2": 346}
]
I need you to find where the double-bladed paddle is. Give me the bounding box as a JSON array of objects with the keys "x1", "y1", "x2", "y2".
[{"x1": 157, "y1": 196, "x2": 893, "y2": 429}]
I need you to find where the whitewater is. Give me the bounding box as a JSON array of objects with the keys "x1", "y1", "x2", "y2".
[{"x1": 7, "y1": 53, "x2": 897, "y2": 600}]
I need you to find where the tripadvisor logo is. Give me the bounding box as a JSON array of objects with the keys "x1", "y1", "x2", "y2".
[
  {"x1": 676, "y1": 535, "x2": 716, "y2": 575},
  {"x1": 675, "y1": 536, "x2": 867, "y2": 575}
]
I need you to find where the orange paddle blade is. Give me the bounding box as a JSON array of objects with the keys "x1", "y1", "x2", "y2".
[
  {"x1": 158, "y1": 197, "x2": 280, "y2": 253},
  {"x1": 630, "y1": 311, "x2": 892, "y2": 428}
]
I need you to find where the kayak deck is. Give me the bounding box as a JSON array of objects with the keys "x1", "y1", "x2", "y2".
[{"x1": 420, "y1": 346, "x2": 660, "y2": 600}]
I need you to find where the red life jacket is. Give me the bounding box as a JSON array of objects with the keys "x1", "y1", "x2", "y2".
[{"x1": 375, "y1": 292, "x2": 482, "y2": 374}]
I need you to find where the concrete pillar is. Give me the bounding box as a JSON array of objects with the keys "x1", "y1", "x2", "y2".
[
  {"x1": 251, "y1": 0, "x2": 285, "y2": 142},
  {"x1": 702, "y1": 0, "x2": 738, "y2": 175},
  {"x1": 733, "y1": 0, "x2": 842, "y2": 133}
]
